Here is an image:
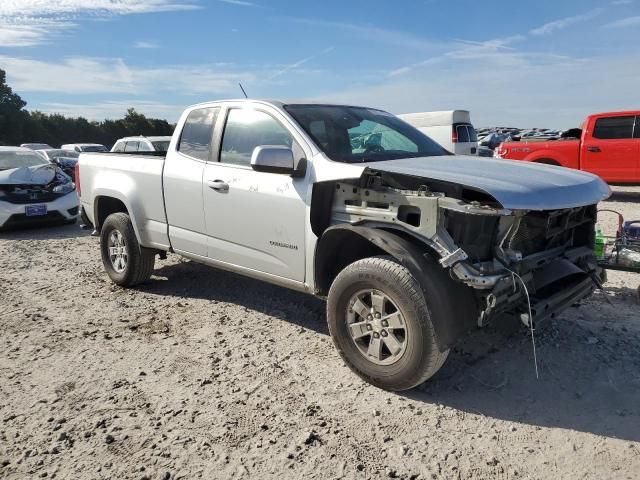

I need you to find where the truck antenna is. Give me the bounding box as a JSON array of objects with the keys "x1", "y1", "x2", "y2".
[{"x1": 238, "y1": 83, "x2": 248, "y2": 99}]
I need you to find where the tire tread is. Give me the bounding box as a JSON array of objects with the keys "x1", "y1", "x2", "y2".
[{"x1": 328, "y1": 255, "x2": 449, "y2": 391}]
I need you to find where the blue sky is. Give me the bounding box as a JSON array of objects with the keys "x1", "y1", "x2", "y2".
[{"x1": 1, "y1": 0, "x2": 639, "y2": 128}]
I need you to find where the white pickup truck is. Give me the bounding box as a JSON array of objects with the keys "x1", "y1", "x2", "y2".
[{"x1": 78, "y1": 100, "x2": 610, "y2": 391}]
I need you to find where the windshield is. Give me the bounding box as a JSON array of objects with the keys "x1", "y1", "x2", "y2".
[
  {"x1": 46, "y1": 149, "x2": 80, "y2": 159},
  {"x1": 81, "y1": 145, "x2": 108, "y2": 152},
  {"x1": 284, "y1": 105, "x2": 449, "y2": 163},
  {"x1": 22, "y1": 143, "x2": 52, "y2": 150},
  {"x1": 0, "y1": 151, "x2": 49, "y2": 170},
  {"x1": 151, "y1": 141, "x2": 170, "y2": 152}
]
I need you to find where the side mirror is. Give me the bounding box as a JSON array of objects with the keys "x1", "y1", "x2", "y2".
[{"x1": 251, "y1": 146, "x2": 294, "y2": 175}]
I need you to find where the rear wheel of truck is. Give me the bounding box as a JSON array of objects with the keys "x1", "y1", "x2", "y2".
[
  {"x1": 100, "y1": 212, "x2": 155, "y2": 287},
  {"x1": 327, "y1": 256, "x2": 449, "y2": 391}
]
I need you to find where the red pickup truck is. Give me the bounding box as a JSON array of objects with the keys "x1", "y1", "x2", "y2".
[{"x1": 494, "y1": 111, "x2": 639, "y2": 183}]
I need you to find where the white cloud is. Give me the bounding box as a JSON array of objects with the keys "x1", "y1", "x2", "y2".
[
  {"x1": 277, "y1": 16, "x2": 445, "y2": 51},
  {"x1": 134, "y1": 41, "x2": 159, "y2": 49},
  {"x1": 218, "y1": 0, "x2": 256, "y2": 6},
  {"x1": 0, "y1": 0, "x2": 200, "y2": 46},
  {"x1": 323, "y1": 54, "x2": 640, "y2": 129},
  {"x1": 36, "y1": 100, "x2": 184, "y2": 121},
  {"x1": 388, "y1": 35, "x2": 527, "y2": 77},
  {"x1": 0, "y1": 55, "x2": 254, "y2": 95},
  {"x1": 268, "y1": 47, "x2": 334, "y2": 80},
  {"x1": 530, "y1": 8, "x2": 604, "y2": 36},
  {"x1": 604, "y1": 15, "x2": 640, "y2": 28}
]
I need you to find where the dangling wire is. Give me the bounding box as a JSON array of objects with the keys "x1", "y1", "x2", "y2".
[{"x1": 506, "y1": 268, "x2": 540, "y2": 379}]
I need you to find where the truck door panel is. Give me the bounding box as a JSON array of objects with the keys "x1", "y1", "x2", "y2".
[
  {"x1": 582, "y1": 115, "x2": 635, "y2": 182},
  {"x1": 203, "y1": 107, "x2": 307, "y2": 282},
  {"x1": 635, "y1": 116, "x2": 640, "y2": 182},
  {"x1": 163, "y1": 107, "x2": 219, "y2": 256}
]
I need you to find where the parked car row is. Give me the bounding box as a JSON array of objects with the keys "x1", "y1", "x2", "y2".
[
  {"x1": 0, "y1": 136, "x2": 173, "y2": 231},
  {"x1": 397, "y1": 109, "x2": 638, "y2": 183},
  {"x1": 12, "y1": 137, "x2": 172, "y2": 182},
  {"x1": 0, "y1": 147, "x2": 80, "y2": 230}
]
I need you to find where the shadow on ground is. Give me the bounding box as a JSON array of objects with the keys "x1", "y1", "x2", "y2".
[
  {"x1": 140, "y1": 259, "x2": 640, "y2": 443},
  {"x1": 407, "y1": 292, "x2": 640, "y2": 443},
  {"x1": 140, "y1": 259, "x2": 327, "y2": 335},
  {"x1": 0, "y1": 222, "x2": 89, "y2": 240},
  {"x1": 608, "y1": 189, "x2": 640, "y2": 204}
]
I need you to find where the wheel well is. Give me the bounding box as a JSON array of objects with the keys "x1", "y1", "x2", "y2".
[
  {"x1": 315, "y1": 229, "x2": 386, "y2": 296},
  {"x1": 533, "y1": 158, "x2": 560, "y2": 166},
  {"x1": 314, "y1": 226, "x2": 439, "y2": 296},
  {"x1": 95, "y1": 196, "x2": 129, "y2": 230}
]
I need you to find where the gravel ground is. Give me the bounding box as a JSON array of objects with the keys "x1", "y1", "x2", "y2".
[{"x1": 0, "y1": 186, "x2": 639, "y2": 480}]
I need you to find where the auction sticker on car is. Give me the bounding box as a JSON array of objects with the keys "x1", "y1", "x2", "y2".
[{"x1": 25, "y1": 205, "x2": 47, "y2": 216}]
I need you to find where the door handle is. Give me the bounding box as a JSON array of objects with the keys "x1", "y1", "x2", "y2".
[
  {"x1": 587, "y1": 146, "x2": 601, "y2": 153},
  {"x1": 207, "y1": 180, "x2": 229, "y2": 192}
]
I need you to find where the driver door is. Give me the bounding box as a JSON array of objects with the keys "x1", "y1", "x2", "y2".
[{"x1": 202, "y1": 106, "x2": 308, "y2": 282}]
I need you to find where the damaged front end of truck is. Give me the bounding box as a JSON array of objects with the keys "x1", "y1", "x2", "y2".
[{"x1": 313, "y1": 159, "x2": 611, "y2": 350}]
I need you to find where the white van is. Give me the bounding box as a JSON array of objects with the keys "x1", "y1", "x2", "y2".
[{"x1": 398, "y1": 110, "x2": 478, "y2": 156}]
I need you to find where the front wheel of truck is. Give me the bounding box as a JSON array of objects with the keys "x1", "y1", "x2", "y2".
[
  {"x1": 327, "y1": 256, "x2": 449, "y2": 391},
  {"x1": 100, "y1": 212, "x2": 155, "y2": 287}
]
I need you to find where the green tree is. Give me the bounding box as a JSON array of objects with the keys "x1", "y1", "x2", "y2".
[
  {"x1": 0, "y1": 68, "x2": 28, "y2": 145},
  {"x1": 0, "y1": 69, "x2": 174, "y2": 148}
]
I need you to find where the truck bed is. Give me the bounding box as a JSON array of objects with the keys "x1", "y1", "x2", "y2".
[{"x1": 78, "y1": 152, "x2": 170, "y2": 249}]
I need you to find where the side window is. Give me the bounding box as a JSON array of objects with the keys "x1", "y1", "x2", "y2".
[
  {"x1": 635, "y1": 117, "x2": 640, "y2": 139},
  {"x1": 138, "y1": 141, "x2": 153, "y2": 152},
  {"x1": 178, "y1": 107, "x2": 219, "y2": 161},
  {"x1": 468, "y1": 126, "x2": 478, "y2": 142},
  {"x1": 124, "y1": 141, "x2": 139, "y2": 152},
  {"x1": 112, "y1": 142, "x2": 125, "y2": 153},
  {"x1": 220, "y1": 109, "x2": 293, "y2": 166},
  {"x1": 593, "y1": 116, "x2": 634, "y2": 139}
]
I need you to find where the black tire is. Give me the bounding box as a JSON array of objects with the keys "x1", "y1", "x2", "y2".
[
  {"x1": 100, "y1": 212, "x2": 155, "y2": 287},
  {"x1": 327, "y1": 256, "x2": 450, "y2": 391},
  {"x1": 80, "y1": 206, "x2": 93, "y2": 229}
]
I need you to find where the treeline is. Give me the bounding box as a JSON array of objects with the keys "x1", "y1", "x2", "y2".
[{"x1": 0, "y1": 68, "x2": 174, "y2": 148}]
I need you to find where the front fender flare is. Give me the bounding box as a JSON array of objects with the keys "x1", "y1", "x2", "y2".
[{"x1": 317, "y1": 224, "x2": 477, "y2": 351}]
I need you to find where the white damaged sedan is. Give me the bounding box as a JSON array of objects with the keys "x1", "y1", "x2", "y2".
[{"x1": 0, "y1": 147, "x2": 79, "y2": 230}]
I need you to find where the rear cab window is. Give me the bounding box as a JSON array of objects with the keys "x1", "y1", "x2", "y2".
[
  {"x1": 593, "y1": 116, "x2": 635, "y2": 139},
  {"x1": 138, "y1": 141, "x2": 154, "y2": 152},
  {"x1": 178, "y1": 107, "x2": 220, "y2": 161},
  {"x1": 124, "y1": 141, "x2": 139, "y2": 152}
]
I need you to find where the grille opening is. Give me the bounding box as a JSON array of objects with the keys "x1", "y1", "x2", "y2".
[{"x1": 535, "y1": 272, "x2": 587, "y2": 299}]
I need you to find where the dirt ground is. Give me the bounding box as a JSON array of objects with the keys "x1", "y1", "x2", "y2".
[{"x1": 1, "y1": 186, "x2": 639, "y2": 480}]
